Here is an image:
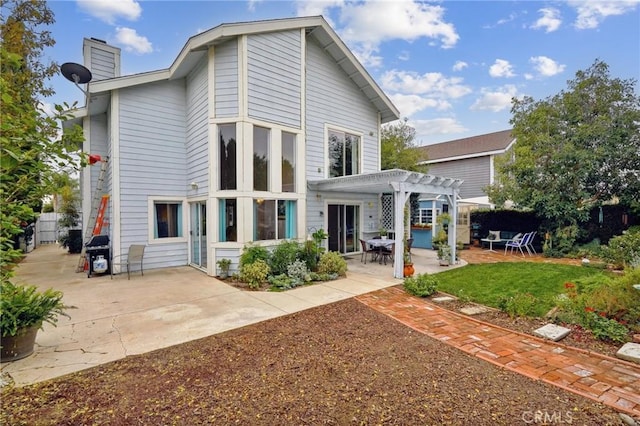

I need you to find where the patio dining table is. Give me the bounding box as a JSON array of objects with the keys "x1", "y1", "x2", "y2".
[{"x1": 366, "y1": 238, "x2": 395, "y2": 264}]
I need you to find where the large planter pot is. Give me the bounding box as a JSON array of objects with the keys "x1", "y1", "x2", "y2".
[
  {"x1": 1, "y1": 324, "x2": 40, "y2": 362},
  {"x1": 403, "y1": 264, "x2": 415, "y2": 278}
]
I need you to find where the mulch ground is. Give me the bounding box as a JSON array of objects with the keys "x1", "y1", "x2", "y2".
[{"x1": 1, "y1": 298, "x2": 626, "y2": 425}]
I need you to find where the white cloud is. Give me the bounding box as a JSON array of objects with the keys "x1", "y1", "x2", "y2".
[
  {"x1": 114, "y1": 27, "x2": 153, "y2": 54},
  {"x1": 530, "y1": 56, "x2": 565, "y2": 77},
  {"x1": 410, "y1": 118, "x2": 468, "y2": 144},
  {"x1": 398, "y1": 51, "x2": 410, "y2": 61},
  {"x1": 452, "y1": 61, "x2": 468, "y2": 72},
  {"x1": 77, "y1": 0, "x2": 142, "y2": 25},
  {"x1": 531, "y1": 7, "x2": 562, "y2": 32},
  {"x1": 568, "y1": 0, "x2": 639, "y2": 29},
  {"x1": 296, "y1": 0, "x2": 344, "y2": 17},
  {"x1": 390, "y1": 94, "x2": 451, "y2": 117},
  {"x1": 381, "y1": 70, "x2": 472, "y2": 99},
  {"x1": 470, "y1": 85, "x2": 519, "y2": 112},
  {"x1": 247, "y1": 0, "x2": 263, "y2": 12},
  {"x1": 489, "y1": 59, "x2": 516, "y2": 78}
]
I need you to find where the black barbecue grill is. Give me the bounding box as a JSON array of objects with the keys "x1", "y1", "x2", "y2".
[{"x1": 86, "y1": 235, "x2": 110, "y2": 277}]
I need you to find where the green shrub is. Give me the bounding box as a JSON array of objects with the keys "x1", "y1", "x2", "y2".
[
  {"x1": 240, "y1": 259, "x2": 270, "y2": 290},
  {"x1": 585, "y1": 312, "x2": 629, "y2": 344},
  {"x1": 287, "y1": 259, "x2": 310, "y2": 282},
  {"x1": 403, "y1": 273, "x2": 438, "y2": 297},
  {"x1": 269, "y1": 240, "x2": 302, "y2": 276},
  {"x1": 308, "y1": 272, "x2": 338, "y2": 282},
  {"x1": 317, "y1": 251, "x2": 347, "y2": 276},
  {"x1": 498, "y1": 293, "x2": 539, "y2": 318},
  {"x1": 268, "y1": 274, "x2": 300, "y2": 291},
  {"x1": 600, "y1": 229, "x2": 640, "y2": 269},
  {"x1": 1, "y1": 281, "x2": 70, "y2": 337},
  {"x1": 300, "y1": 240, "x2": 319, "y2": 272},
  {"x1": 239, "y1": 243, "x2": 270, "y2": 269}
]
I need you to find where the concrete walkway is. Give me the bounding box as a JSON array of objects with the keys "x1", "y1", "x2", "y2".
[
  {"x1": 1, "y1": 244, "x2": 451, "y2": 386},
  {"x1": 357, "y1": 286, "x2": 640, "y2": 418}
]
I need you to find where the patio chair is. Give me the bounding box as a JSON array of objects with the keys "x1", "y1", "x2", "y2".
[
  {"x1": 504, "y1": 232, "x2": 532, "y2": 257},
  {"x1": 111, "y1": 244, "x2": 146, "y2": 280},
  {"x1": 526, "y1": 231, "x2": 537, "y2": 255},
  {"x1": 359, "y1": 239, "x2": 377, "y2": 264},
  {"x1": 380, "y1": 242, "x2": 395, "y2": 265}
]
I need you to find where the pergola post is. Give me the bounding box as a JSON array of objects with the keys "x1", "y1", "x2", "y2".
[{"x1": 391, "y1": 183, "x2": 410, "y2": 279}]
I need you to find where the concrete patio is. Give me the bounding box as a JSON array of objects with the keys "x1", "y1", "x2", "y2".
[{"x1": 1, "y1": 244, "x2": 458, "y2": 387}]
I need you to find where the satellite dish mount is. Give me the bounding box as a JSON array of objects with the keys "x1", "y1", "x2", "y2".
[{"x1": 61, "y1": 62, "x2": 93, "y2": 96}]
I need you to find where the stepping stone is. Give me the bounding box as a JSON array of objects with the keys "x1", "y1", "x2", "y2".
[
  {"x1": 459, "y1": 305, "x2": 491, "y2": 315},
  {"x1": 616, "y1": 342, "x2": 640, "y2": 364},
  {"x1": 533, "y1": 324, "x2": 571, "y2": 342},
  {"x1": 432, "y1": 296, "x2": 456, "y2": 303}
]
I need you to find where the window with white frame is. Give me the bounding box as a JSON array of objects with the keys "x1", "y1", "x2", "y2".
[
  {"x1": 153, "y1": 201, "x2": 183, "y2": 239},
  {"x1": 419, "y1": 208, "x2": 439, "y2": 225},
  {"x1": 282, "y1": 131, "x2": 295, "y2": 192},
  {"x1": 219, "y1": 124, "x2": 236, "y2": 190},
  {"x1": 254, "y1": 199, "x2": 296, "y2": 241},
  {"x1": 328, "y1": 129, "x2": 360, "y2": 178},
  {"x1": 253, "y1": 126, "x2": 270, "y2": 191}
]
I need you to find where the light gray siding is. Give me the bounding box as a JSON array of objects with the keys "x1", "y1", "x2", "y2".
[
  {"x1": 247, "y1": 31, "x2": 301, "y2": 128},
  {"x1": 85, "y1": 39, "x2": 119, "y2": 81},
  {"x1": 186, "y1": 57, "x2": 209, "y2": 192},
  {"x1": 427, "y1": 156, "x2": 490, "y2": 199},
  {"x1": 118, "y1": 80, "x2": 188, "y2": 268},
  {"x1": 214, "y1": 40, "x2": 238, "y2": 117},
  {"x1": 305, "y1": 37, "x2": 379, "y2": 181},
  {"x1": 87, "y1": 112, "x2": 111, "y2": 237}
]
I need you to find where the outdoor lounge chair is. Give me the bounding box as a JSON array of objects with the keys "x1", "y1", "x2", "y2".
[
  {"x1": 111, "y1": 244, "x2": 145, "y2": 279},
  {"x1": 526, "y1": 231, "x2": 537, "y2": 255},
  {"x1": 504, "y1": 232, "x2": 532, "y2": 256}
]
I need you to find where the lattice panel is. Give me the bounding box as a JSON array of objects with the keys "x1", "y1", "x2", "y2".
[{"x1": 381, "y1": 193, "x2": 394, "y2": 231}]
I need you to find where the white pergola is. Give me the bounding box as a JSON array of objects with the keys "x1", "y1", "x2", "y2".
[{"x1": 308, "y1": 169, "x2": 464, "y2": 278}]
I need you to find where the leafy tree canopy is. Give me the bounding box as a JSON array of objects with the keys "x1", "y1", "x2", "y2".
[
  {"x1": 381, "y1": 118, "x2": 427, "y2": 172},
  {"x1": 487, "y1": 59, "x2": 640, "y2": 227},
  {"x1": 1, "y1": 0, "x2": 84, "y2": 278}
]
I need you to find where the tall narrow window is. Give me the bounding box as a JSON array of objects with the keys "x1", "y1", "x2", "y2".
[
  {"x1": 219, "y1": 199, "x2": 237, "y2": 242},
  {"x1": 219, "y1": 124, "x2": 236, "y2": 190},
  {"x1": 282, "y1": 132, "x2": 295, "y2": 192},
  {"x1": 253, "y1": 126, "x2": 270, "y2": 191},
  {"x1": 328, "y1": 129, "x2": 360, "y2": 178}
]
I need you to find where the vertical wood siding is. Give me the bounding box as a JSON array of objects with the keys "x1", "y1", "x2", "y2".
[
  {"x1": 247, "y1": 31, "x2": 301, "y2": 128},
  {"x1": 186, "y1": 57, "x2": 209, "y2": 191},
  {"x1": 214, "y1": 40, "x2": 238, "y2": 117},
  {"x1": 427, "y1": 156, "x2": 490, "y2": 199},
  {"x1": 118, "y1": 80, "x2": 188, "y2": 268}
]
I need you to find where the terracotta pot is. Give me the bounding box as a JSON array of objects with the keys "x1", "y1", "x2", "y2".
[
  {"x1": 1, "y1": 324, "x2": 39, "y2": 362},
  {"x1": 403, "y1": 264, "x2": 415, "y2": 278}
]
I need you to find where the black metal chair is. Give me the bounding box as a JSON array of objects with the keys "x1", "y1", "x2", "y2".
[{"x1": 359, "y1": 239, "x2": 376, "y2": 264}]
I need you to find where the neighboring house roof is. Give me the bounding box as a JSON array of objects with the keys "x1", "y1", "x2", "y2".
[
  {"x1": 83, "y1": 16, "x2": 399, "y2": 123},
  {"x1": 419, "y1": 129, "x2": 515, "y2": 163}
]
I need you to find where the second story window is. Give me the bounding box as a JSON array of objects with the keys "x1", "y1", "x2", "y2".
[
  {"x1": 219, "y1": 124, "x2": 236, "y2": 190},
  {"x1": 328, "y1": 129, "x2": 360, "y2": 178},
  {"x1": 253, "y1": 126, "x2": 270, "y2": 191}
]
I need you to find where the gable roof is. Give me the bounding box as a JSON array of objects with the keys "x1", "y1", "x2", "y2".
[
  {"x1": 85, "y1": 16, "x2": 399, "y2": 123},
  {"x1": 419, "y1": 129, "x2": 515, "y2": 163}
]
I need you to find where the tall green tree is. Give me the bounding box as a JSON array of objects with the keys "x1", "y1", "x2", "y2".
[
  {"x1": 487, "y1": 60, "x2": 640, "y2": 252},
  {"x1": 1, "y1": 0, "x2": 83, "y2": 278},
  {"x1": 381, "y1": 118, "x2": 427, "y2": 172}
]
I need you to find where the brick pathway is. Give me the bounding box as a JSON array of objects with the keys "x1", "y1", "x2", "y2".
[{"x1": 356, "y1": 286, "x2": 640, "y2": 418}]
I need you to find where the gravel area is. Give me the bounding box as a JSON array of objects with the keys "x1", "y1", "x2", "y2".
[{"x1": 1, "y1": 298, "x2": 627, "y2": 425}]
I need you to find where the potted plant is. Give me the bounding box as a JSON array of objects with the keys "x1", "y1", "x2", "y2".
[
  {"x1": 216, "y1": 258, "x2": 232, "y2": 279},
  {"x1": 1, "y1": 281, "x2": 70, "y2": 362},
  {"x1": 438, "y1": 244, "x2": 452, "y2": 266},
  {"x1": 403, "y1": 251, "x2": 415, "y2": 277},
  {"x1": 379, "y1": 228, "x2": 388, "y2": 240}
]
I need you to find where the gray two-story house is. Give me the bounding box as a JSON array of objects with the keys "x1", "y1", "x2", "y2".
[{"x1": 64, "y1": 16, "x2": 463, "y2": 279}]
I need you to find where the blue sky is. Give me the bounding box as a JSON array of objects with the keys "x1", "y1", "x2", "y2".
[{"x1": 45, "y1": 0, "x2": 640, "y2": 145}]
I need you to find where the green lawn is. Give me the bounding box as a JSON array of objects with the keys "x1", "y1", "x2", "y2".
[{"x1": 434, "y1": 262, "x2": 607, "y2": 317}]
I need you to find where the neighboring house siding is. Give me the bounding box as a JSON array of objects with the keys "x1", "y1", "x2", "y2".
[
  {"x1": 186, "y1": 57, "x2": 209, "y2": 192},
  {"x1": 214, "y1": 40, "x2": 238, "y2": 117},
  {"x1": 305, "y1": 37, "x2": 379, "y2": 232},
  {"x1": 427, "y1": 156, "x2": 490, "y2": 199},
  {"x1": 247, "y1": 31, "x2": 301, "y2": 128},
  {"x1": 118, "y1": 80, "x2": 188, "y2": 269}
]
